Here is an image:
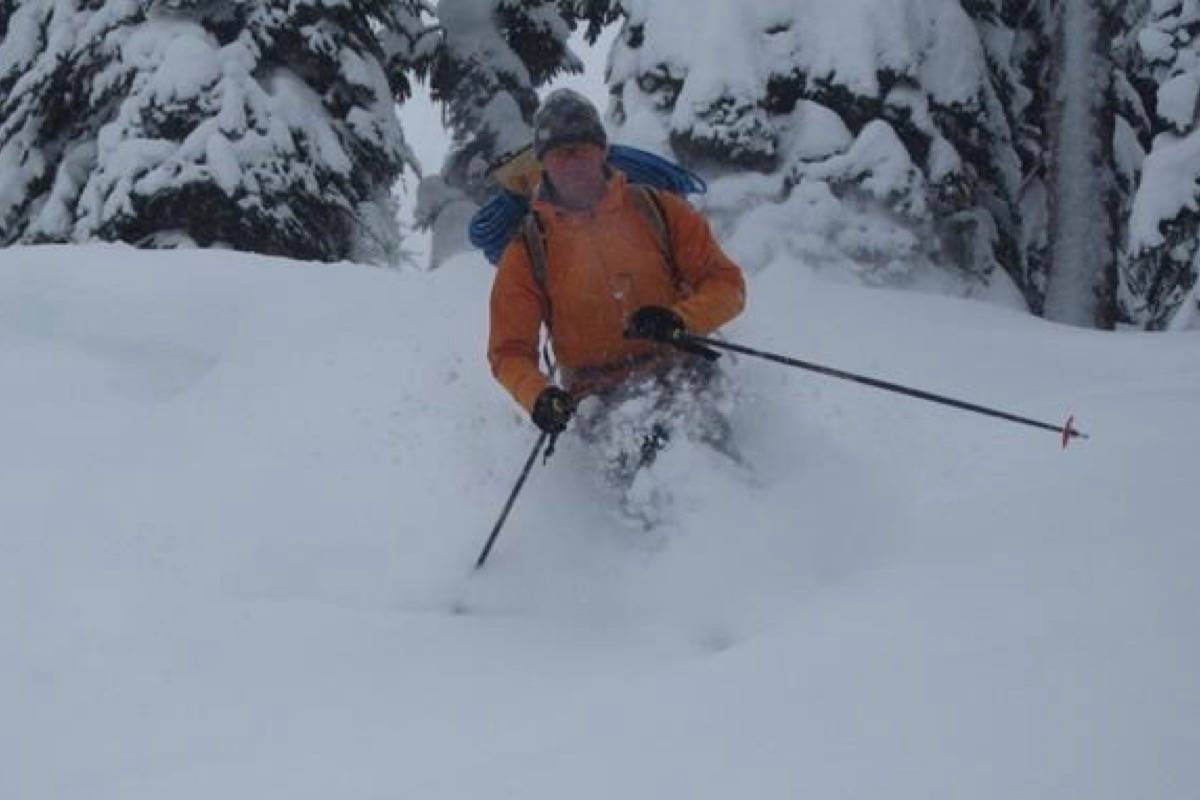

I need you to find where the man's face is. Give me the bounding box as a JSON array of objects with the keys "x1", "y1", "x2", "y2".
[{"x1": 541, "y1": 142, "x2": 607, "y2": 199}]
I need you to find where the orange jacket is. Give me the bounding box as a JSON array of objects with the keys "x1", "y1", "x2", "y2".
[{"x1": 488, "y1": 173, "x2": 746, "y2": 412}]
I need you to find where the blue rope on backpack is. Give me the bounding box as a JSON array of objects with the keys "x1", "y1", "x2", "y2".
[
  {"x1": 610, "y1": 144, "x2": 707, "y2": 195},
  {"x1": 469, "y1": 144, "x2": 707, "y2": 265},
  {"x1": 470, "y1": 192, "x2": 530, "y2": 265}
]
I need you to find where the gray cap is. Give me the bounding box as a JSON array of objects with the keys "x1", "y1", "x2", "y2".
[{"x1": 532, "y1": 89, "x2": 608, "y2": 160}]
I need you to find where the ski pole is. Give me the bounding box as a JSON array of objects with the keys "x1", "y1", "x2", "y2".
[
  {"x1": 475, "y1": 431, "x2": 554, "y2": 569},
  {"x1": 678, "y1": 334, "x2": 1089, "y2": 448}
]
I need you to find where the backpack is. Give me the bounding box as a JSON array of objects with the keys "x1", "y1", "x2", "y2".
[{"x1": 468, "y1": 144, "x2": 708, "y2": 295}]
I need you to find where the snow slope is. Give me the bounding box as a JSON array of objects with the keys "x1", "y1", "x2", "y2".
[{"x1": 3, "y1": 244, "x2": 1197, "y2": 799}]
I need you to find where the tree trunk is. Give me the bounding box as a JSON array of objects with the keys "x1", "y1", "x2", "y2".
[{"x1": 1044, "y1": 0, "x2": 1117, "y2": 327}]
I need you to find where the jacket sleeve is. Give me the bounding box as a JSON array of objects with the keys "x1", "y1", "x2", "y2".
[
  {"x1": 488, "y1": 238, "x2": 551, "y2": 413},
  {"x1": 657, "y1": 192, "x2": 747, "y2": 335}
]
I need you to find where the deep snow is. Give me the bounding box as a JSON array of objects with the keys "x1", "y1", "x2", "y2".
[{"x1": 2, "y1": 243, "x2": 1197, "y2": 799}]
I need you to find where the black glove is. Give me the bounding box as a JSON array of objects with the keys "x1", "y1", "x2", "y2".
[
  {"x1": 624, "y1": 305, "x2": 686, "y2": 343},
  {"x1": 531, "y1": 386, "x2": 575, "y2": 434}
]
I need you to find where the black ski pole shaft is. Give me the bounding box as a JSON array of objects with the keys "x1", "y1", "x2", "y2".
[
  {"x1": 682, "y1": 335, "x2": 1088, "y2": 445},
  {"x1": 475, "y1": 431, "x2": 551, "y2": 570}
]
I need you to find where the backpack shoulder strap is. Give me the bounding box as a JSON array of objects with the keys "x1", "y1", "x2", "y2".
[
  {"x1": 520, "y1": 185, "x2": 682, "y2": 327},
  {"x1": 519, "y1": 209, "x2": 553, "y2": 330},
  {"x1": 628, "y1": 184, "x2": 683, "y2": 290}
]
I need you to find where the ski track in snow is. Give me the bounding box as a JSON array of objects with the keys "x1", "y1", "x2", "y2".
[{"x1": 2, "y1": 244, "x2": 1198, "y2": 799}]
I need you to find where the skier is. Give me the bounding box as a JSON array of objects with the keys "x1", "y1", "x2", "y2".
[{"x1": 487, "y1": 89, "x2": 747, "y2": 513}]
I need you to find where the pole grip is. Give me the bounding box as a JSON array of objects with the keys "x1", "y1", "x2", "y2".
[{"x1": 670, "y1": 333, "x2": 721, "y2": 361}]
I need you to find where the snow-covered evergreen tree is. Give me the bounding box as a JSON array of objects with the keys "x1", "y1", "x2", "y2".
[
  {"x1": 1121, "y1": 0, "x2": 1200, "y2": 328},
  {"x1": 0, "y1": 1, "x2": 133, "y2": 247},
  {"x1": 0, "y1": 0, "x2": 431, "y2": 264},
  {"x1": 962, "y1": 0, "x2": 1057, "y2": 312},
  {"x1": 1106, "y1": 0, "x2": 1155, "y2": 323},
  {"x1": 416, "y1": 0, "x2": 580, "y2": 267},
  {"x1": 601, "y1": 0, "x2": 1030, "y2": 304}
]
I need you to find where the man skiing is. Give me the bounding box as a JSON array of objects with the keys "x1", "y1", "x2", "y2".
[{"x1": 487, "y1": 89, "x2": 747, "y2": 511}]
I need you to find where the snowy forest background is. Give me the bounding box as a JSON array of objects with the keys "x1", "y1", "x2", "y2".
[
  {"x1": 4, "y1": 6, "x2": 1198, "y2": 796},
  {"x1": 3, "y1": 0, "x2": 1200, "y2": 331}
]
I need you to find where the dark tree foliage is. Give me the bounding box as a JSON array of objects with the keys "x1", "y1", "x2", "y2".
[
  {"x1": 558, "y1": 0, "x2": 624, "y2": 44},
  {"x1": 0, "y1": 0, "x2": 15, "y2": 39}
]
